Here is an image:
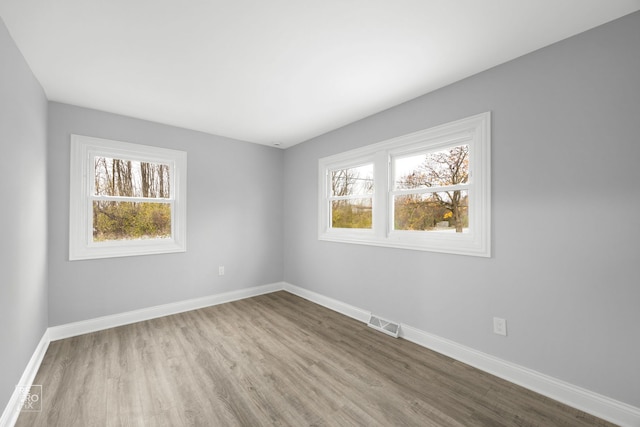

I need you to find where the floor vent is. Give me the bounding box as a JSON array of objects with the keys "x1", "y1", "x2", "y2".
[{"x1": 368, "y1": 314, "x2": 400, "y2": 338}]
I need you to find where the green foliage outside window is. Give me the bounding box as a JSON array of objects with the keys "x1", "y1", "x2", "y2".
[
  {"x1": 93, "y1": 201, "x2": 171, "y2": 241},
  {"x1": 331, "y1": 200, "x2": 372, "y2": 229},
  {"x1": 394, "y1": 193, "x2": 468, "y2": 231}
]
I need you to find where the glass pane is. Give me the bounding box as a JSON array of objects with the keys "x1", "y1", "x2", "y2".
[
  {"x1": 394, "y1": 145, "x2": 469, "y2": 189},
  {"x1": 331, "y1": 199, "x2": 372, "y2": 229},
  {"x1": 394, "y1": 190, "x2": 468, "y2": 232},
  {"x1": 94, "y1": 157, "x2": 171, "y2": 198},
  {"x1": 93, "y1": 201, "x2": 172, "y2": 242},
  {"x1": 331, "y1": 164, "x2": 373, "y2": 196}
]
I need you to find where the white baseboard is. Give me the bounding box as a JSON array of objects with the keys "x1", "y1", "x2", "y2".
[
  {"x1": 281, "y1": 282, "x2": 640, "y2": 427},
  {"x1": 283, "y1": 282, "x2": 371, "y2": 323},
  {"x1": 49, "y1": 282, "x2": 284, "y2": 341},
  {"x1": 0, "y1": 330, "x2": 50, "y2": 427}
]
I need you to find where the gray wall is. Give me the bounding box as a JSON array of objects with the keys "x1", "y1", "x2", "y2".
[
  {"x1": 283, "y1": 11, "x2": 640, "y2": 407},
  {"x1": 0, "y1": 18, "x2": 49, "y2": 413},
  {"x1": 48, "y1": 103, "x2": 284, "y2": 326}
]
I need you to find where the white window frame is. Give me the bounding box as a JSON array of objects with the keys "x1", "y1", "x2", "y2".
[
  {"x1": 323, "y1": 156, "x2": 377, "y2": 241},
  {"x1": 69, "y1": 134, "x2": 187, "y2": 260},
  {"x1": 318, "y1": 112, "x2": 490, "y2": 257}
]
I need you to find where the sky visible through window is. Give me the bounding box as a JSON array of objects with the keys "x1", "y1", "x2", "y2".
[{"x1": 94, "y1": 156, "x2": 170, "y2": 198}]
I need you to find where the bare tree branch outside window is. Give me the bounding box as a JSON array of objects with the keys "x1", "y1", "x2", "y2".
[{"x1": 395, "y1": 145, "x2": 469, "y2": 232}]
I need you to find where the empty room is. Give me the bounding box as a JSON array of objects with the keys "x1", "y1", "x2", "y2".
[{"x1": 1, "y1": 1, "x2": 639, "y2": 426}]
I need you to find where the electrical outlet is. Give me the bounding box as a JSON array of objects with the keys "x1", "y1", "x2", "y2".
[
  {"x1": 218, "y1": 266, "x2": 225, "y2": 276},
  {"x1": 493, "y1": 317, "x2": 507, "y2": 336}
]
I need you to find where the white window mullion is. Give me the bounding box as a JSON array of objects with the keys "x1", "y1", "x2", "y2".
[
  {"x1": 372, "y1": 150, "x2": 388, "y2": 239},
  {"x1": 391, "y1": 184, "x2": 469, "y2": 197},
  {"x1": 90, "y1": 195, "x2": 173, "y2": 204},
  {"x1": 86, "y1": 197, "x2": 93, "y2": 246}
]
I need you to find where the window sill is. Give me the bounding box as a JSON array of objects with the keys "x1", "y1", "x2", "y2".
[
  {"x1": 318, "y1": 232, "x2": 490, "y2": 257},
  {"x1": 70, "y1": 239, "x2": 186, "y2": 261}
]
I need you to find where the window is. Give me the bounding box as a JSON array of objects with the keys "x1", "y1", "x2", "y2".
[
  {"x1": 329, "y1": 162, "x2": 374, "y2": 229},
  {"x1": 319, "y1": 112, "x2": 490, "y2": 257},
  {"x1": 70, "y1": 135, "x2": 187, "y2": 260}
]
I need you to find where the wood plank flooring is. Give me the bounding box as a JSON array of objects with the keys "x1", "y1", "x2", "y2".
[{"x1": 17, "y1": 291, "x2": 615, "y2": 426}]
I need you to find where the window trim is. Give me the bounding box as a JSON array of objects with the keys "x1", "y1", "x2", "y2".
[
  {"x1": 69, "y1": 134, "x2": 187, "y2": 260},
  {"x1": 318, "y1": 112, "x2": 491, "y2": 257}
]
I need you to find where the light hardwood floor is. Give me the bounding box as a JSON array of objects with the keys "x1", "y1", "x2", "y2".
[{"x1": 17, "y1": 291, "x2": 615, "y2": 426}]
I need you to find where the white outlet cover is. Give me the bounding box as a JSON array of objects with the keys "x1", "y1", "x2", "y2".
[{"x1": 493, "y1": 317, "x2": 507, "y2": 336}]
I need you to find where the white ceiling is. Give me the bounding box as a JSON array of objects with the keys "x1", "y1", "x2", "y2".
[{"x1": 1, "y1": 1, "x2": 639, "y2": 148}]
